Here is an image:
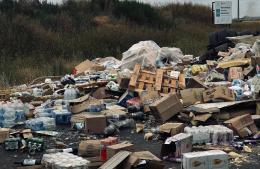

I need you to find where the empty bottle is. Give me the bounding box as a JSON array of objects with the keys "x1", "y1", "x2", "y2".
[
  {"x1": 46, "y1": 148, "x2": 78, "y2": 155},
  {"x1": 104, "y1": 124, "x2": 118, "y2": 135},
  {"x1": 14, "y1": 159, "x2": 41, "y2": 166},
  {"x1": 114, "y1": 119, "x2": 135, "y2": 129},
  {"x1": 127, "y1": 105, "x2": 141, "y2": 113},
  {"x1": 129, "y1": 112, "x2": 144, "y2": 120}
]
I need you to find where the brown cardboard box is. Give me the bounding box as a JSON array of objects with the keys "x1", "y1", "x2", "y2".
[
  {"x1": 68, "y1": 95, "x2": 102, "y2": 114},
  {"x1": 149, "y1": 93, "x2": 183, "y2": 122},
  {"x1": 228, "y1": 67, "x2": 243, "y2": 81},
  {"x1": 161, "y1": 133, "x2": 192, "y2": 159},
  {"x1": 78, "y1": 140, "x2": 101, "y2": 157},
  {"x1": 123, "y1": 151, "x2": 162, "y2": 169},
  {"x1": 0, "y1": 128, "x2": 10, "y2": 143},
  {"x1": 203, "y1": 86, "x2": 235, "y2": 103},
  {"x1": 74, "y1": 59, "x2": 105, "y2": 75},
  {"x1": 159, "y1": 123, "x2": 185, "y2": 136},
  {"x1": 99, "y1": 151, "x2": 131, "y2": 169},
  {"x1": 186, "y1": 77, "x2": 208, "y2": 89},
  {"x1": 180, "y1": 88, "x2": 205, "y2": 106},
  {"x1": 107, "y1": 142, "x2": 134, "y2": 158},
  {"x1": 224, "y1": 114, "x2": 258, "y2": 138},
  {"x1": 85, "y1": 115, "x2": 107, "y2": 134}
]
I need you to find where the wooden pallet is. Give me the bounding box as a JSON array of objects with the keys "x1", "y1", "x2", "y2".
[{"x1": 129, "y1": 64, "x2": 185, "y2": 94}]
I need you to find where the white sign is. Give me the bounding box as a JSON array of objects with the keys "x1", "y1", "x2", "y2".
[{"x1": 214, "y1": 1, "x2": 232, "y2": 24}]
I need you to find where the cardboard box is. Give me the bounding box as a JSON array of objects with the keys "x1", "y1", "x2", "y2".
[
  {"x1": 99, "y1": 151, "x2": 131, "y2": 169},
  {"x1": 180, "y1": 88, "x2": 205, "y2": 106},
  {"x1": 78, "y1": 140, "x2": 101, "y2": 157},
  {"x1": 161, "y1": 133, "x2": 192, "y2": 159},
  {"x1": 0, "y1": 128, "x2": 10, "y2": 143},
  {"x1": 182, "y1": 150, "x2": 228, "y2": 169},
  {"x1": 107, "y1": 142, "x2": 134, "y2": 158},
  {"x1": 159, "y1": 123, "x2": 185, "y2": 136},
  {"x1": 228, "y1": 67, "x2": 243, "y2": 81},
  {"x1": 149, "y1": 93, "x2": 183, "y2": 122},
  {"x1": 224, "y1": 114, "x2": 258, "y2": 138},
  {"x1": 74, "y1": 59, "x2": 105, "y2": 75},
  {"x1": 203, "y1": 86, "x2": 235, "y2": 103},
  {"x1": 68, "y1": 95, "x2": 104, "y2": 114},
  {"x1": 85, "y1": 115, "x2": 107, "y2": 134},
  {"x1": 123, "y1": 151, "x2": 162, "y2": 169}
]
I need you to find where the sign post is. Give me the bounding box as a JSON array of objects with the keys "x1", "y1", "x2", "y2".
[{"x1": 213, "y1": 1, "x2": 232, "y2": 25}]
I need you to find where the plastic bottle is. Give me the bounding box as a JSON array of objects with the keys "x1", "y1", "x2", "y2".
[
  {"x1": 100, "y1": 141, "x2": 107, "y2": 161},
  {"x1": 257, "y1": 65, "x2": 260, "y2": 77},
  {"x1": 46, "y1": 148, "x2": 78, "y2": 155},
  {"x1": 129, "y1": 112, "x2": 144, "y2": 120},
  {"x1": 127, "y1": 105, "x2": 141, "y2": 113},
  {"x1": 104, "y1": 124, "x2": 117, "y2": 135},
  {"x1": 14, "y1": 159, "x2": 41, "y2": 166},
  {"x1": 64, "y1": 88, "x2": 78, "y2": 100},
  {"x1": 114, "y1": 119, "x2": 135, "y2": 129}
]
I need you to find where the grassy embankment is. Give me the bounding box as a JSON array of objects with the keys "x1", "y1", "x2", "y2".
[{"x1": 0, "y1": 0, "x2": 260, "y2": 87}]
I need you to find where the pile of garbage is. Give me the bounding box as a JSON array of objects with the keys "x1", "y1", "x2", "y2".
[{"x1": 0, "y1": 32, "x2": 260, "y2": 169}]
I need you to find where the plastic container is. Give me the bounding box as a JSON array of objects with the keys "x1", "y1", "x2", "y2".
[
  {"x1": 15, "y1": 109, "x2": 26, "y2": 122},
  {"x1": 64, "y1": 88, "x2": 78, "y2": 100},
  {"x1": 25, "y1": 118, "x2": 44, "y2": 131},
  {"x1": 52, "y1": 110, "x2": 72, "y2": 125},
  {"x1": 184, "y1": 125, "x2": 233, "y2": 145}
]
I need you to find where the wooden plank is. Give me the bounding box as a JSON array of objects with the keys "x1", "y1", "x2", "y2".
[
  {"x1": 146, "y1": 84, "x2": 153, "y2": 91},
  {"x1": 149, "y1": 74, "x2": 155, "y2": 83},
  {"x1": 179, "y1": 74, "x2": 186, "y2": 89},
  {"x1": 170, "y1": 79, "x2": 177, "y2": 88},
  {"x1": 99, "y1": 151, "x2": 131, "y2": 169},
  {"x1": 163, "y1": 87, "x2": 169, "y2": 93},
  {"x1": 138, "y1": 82, "x2": 145, "y2": 90},
  {"x1": 129, "y1": 64, "x2": 141, "y2": 91},
  {"x1": 141, "y1": 70, "x2": 156, "y2": 75},
  {"x1": 155, "y1": 69, "x2": 164, "y2": 91}
]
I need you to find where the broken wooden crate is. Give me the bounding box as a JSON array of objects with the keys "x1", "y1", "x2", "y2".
[{"x1": 128, "y1": 64, "x2": 185, "y2": 94}]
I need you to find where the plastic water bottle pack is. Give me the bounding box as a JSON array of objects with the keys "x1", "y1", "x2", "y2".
[
  {"x1": 26, "y1": 117, "x2": 56, "y2": 131},
  {"x1": 42, "y1": 152, "x2": 89, "y2": 169},
  {"x1": 184, "y1": 125, "x2": 233, "y2": 145}
]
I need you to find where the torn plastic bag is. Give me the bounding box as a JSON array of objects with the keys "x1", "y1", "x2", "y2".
[
  {"x1": 155, "y1": 47, "x2": 183, "y2": 68},
  {"x1": 120, "y1": 41, "x2": 160, "y2": 70}
]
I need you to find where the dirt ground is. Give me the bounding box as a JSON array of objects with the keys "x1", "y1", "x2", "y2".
[{"x1": 0, "y1": 127, "x2": 259, "y2": 169}]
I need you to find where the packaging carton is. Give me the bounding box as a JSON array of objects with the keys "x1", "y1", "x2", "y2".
[
  {"x1": 149, "y1": 94, "x2": 183, "y2": 122},
  {"x1": 123, "y1": 151, "x2": 162, "y2": 169},
  {"x1": 0, "y1": 128, "x2": 10, "y2": 143},
  {"x1": 107, "y1": 142, "x2": 134, "y2": 158},
  {"x1": 159, "y1": 123, "x2": 185, "y2": 137},
  {"x1": 203, "y1": 86, "x2": 235, "y2": 102},
  {"x1": 68, "y1": 95, "x2": 95, "y2": 114},
  {"x1": 180, "y1": 88, "x2": 205, "y2": 106},
  {"x1": 78, "y1": 140, "x2": 101, "y2": 157},
  {"x1": 224, "y1": 114, "x2": 258, "y2": 138},
  {"x1": 99, "y1": 151, "x2": 131, "y2": 169},
  {"x1": 85, "y1": 115, "x2": 107, "y2": 134},
  {"x1": 161, "y1": 133, "x2": 192, "y2": 159},
  {"x1": 74, "y1": 59, "x2": 104, "y2": 75},
  {"x1": 182, "y1": 150, "x2": 228, "y2": 169}
]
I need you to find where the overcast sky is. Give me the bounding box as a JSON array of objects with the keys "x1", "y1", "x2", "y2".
[{"x1": 47, "y1": 0, "x2": 260, "y2": 18}]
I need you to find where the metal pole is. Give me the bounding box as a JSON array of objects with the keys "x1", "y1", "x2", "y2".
[{"x1": 237, "y1": 0, "x2": 240, "y2": 20}]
